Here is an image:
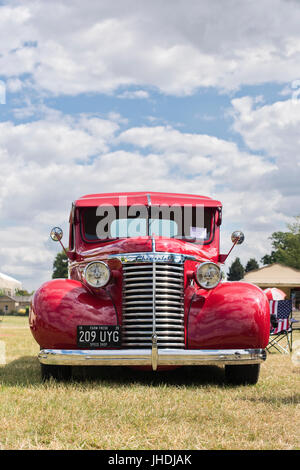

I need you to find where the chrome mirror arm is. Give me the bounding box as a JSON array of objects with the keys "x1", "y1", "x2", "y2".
[
  {"x1": 219, "y1": 231, "x2": 245, "y2": 263},
  {"x1": 50, "y1": 227, "x2": 69, "y2": 257}
]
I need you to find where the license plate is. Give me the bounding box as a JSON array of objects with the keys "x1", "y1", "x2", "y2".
[{"x1": 77, "y1": 325, "x2": 121, "y2": 348}]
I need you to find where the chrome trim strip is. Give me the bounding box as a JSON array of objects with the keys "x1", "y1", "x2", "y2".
[
  {"x1": 38, "y1": 348, "x2": 267, "y2": 369},
  {"x1": 152, "y1": 234, "x2": 156, "y2": 253},
  {"x1": 151, "y1": 334, "x2": 158, "y2": 370},
  {"x1": 109, "y1": 252, "x2": 196, "y2": 263},
  {"x1": 147, "y1": 194, "x2": 151, "y2": 239},
  {"x1": 122, "y1": 312, "x2": 184, "y2": 318},
  {"x1": 152, "y1": 260, "x2": 156, "y2": 349}
]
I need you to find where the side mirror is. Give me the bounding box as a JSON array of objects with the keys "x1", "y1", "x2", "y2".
[
  {"x1": 219, "y1": 230, "x2": 245, "y2": 264},
  {"x1": 50, "y1": 227, "x2": 63, "y2": 242},
  {"x1": 231, "y1": 231, "x2": 245, "y2": 245},
  {"x1": 50, "y1": 226, "x2": 70, "y2": 260}
]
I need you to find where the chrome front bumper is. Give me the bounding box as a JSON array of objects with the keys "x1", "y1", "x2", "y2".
[{"x1": 38, "y1": 348, "x2": 267, "y2": 370}]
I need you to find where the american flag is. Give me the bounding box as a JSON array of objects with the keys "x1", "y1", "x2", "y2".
[{"x1": 269, "y1": 300, "x2": 292, "y2": 334}]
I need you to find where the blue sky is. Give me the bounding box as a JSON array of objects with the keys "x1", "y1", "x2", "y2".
[
  {"x1": 0, "y1": 0, "x2": 300, "y2": 290},
  {"x1": 1, "y1": 81, "x2": 288, "y2": 138}
]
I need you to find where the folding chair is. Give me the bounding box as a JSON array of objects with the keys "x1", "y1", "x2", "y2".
[{"x1": 267, "y1": 300, "x2": 293, "y2": 354}]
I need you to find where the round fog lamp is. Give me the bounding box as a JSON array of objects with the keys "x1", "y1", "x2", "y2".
[
  {"x1": 84, "y1": 261, "x2": 111, "y2": 288},
  {"x1": 196, "y1": 262, "x2": 221, "y2": 289}
]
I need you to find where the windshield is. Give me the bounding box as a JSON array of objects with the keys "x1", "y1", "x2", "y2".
[{"x1": 81, "y1": 205, "x2": 215, "y2": 243}]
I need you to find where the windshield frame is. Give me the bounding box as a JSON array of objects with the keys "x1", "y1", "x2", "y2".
[{"x1": 79, "y1": 206, "x2": 216, "y2": 246}]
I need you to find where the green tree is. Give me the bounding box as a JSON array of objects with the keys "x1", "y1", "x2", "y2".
[
  {"x1": 261, "y1": 216, "x2": 300, "y2": 269},
  {"x1": 261, "y1": 252, "x2": 279, "y2": 265},
  {"x1": 15, "y1": 289, "x2": 33, "y2": 296},
  {"x1": 52, "y1": 250, "x2": 68, "y2": 279},
  {"x1": 227, "y1": 257, "x2": 245, "y2": 281},
  {"x1": 245, "y1": 258, "x2": 259, "y2": 273}
]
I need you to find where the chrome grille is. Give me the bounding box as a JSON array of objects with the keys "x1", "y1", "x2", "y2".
[{"x1": 122, "y1": 262, "x2": 185, "y2": 348}]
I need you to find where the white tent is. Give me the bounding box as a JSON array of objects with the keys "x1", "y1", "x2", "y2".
[{"x1": 0, "y1": 272, "x2": 22, "y2": 296}]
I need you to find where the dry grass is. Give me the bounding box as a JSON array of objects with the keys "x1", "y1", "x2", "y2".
[{"x1": 0, "y1": 315, "x2": 299, "y2": 450}]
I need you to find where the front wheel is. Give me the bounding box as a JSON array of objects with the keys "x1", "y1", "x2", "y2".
[
  {"x1": 225, "y1": 364, "x2": 260, "y2": 385},
  {"x1": 41, "y1": 364, "x2": 72, "y2": 382}
]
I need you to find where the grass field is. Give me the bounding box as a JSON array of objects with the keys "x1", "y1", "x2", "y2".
[{"x1": 0, "y1": 315, "x2": 299, "y2": 450}]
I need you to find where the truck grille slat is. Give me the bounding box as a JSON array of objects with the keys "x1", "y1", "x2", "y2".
[
  {"x1": 123, "y1": 313, "x2": 184, "y2": 318},
  {"x1": 123, "y1": 318, "x2": 184, "y2": 325},
  {"x1": 122, "y1": 262, "x2": 184, "y2": 349}
]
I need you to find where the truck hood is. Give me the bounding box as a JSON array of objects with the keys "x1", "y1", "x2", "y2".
[{"x1": 77, "y1": 236, "x2": 219, "y2": 264}]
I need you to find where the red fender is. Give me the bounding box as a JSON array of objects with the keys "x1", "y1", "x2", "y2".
[
  {"x1": 30, "y1": 279, "x2": 119, "y2": 349},
  {"x1": 187, "y1": 282, "x2": 270, "y2": 349}
]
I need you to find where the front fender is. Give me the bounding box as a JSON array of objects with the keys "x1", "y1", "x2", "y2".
[
  {"x1": 29, "y1": 279, "x2": 118, "y2": 349},
  {"x1": 187, "y1": 282, "x2": 270, "y2": 349}
]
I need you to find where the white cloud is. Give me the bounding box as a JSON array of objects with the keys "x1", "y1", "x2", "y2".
[
  {"x1": 231, "y1": 96, "x2": 300, "y2": 217},
  {"x1": 231, "y1": 96, "x2": 300, "y2": 159},
  {"x1": 117, "y1": 90, "x2": 150, "y2": 99},
  {"x1": 0, "y1": 225, "x2": 54, "y2": 283},
  {"x1": 6, "y1": 78, "x2": 23, "y2": 93},
  {"x1": 0, "y1": 111, "x2": 119, "y2": 165},
  {"x1": 0, "y1": 110, "x2": 293, "y2": 289},
  {"x1": 118, "y1": 125, "x2": 277, "y2": 186},
  {"x1": 1, "y1": 0, "x2": 300, "y2": 289},
  {"x1": 2, "y1": 1, "x2": 300, "y2": 96}
]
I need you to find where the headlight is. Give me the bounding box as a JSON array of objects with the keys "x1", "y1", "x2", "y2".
[
  {"x1": 84, "y1": 261, "x2": 111, "y2": 288},
  {"x1": 196, "y1": 262, "x2": 221, "y2": 289}
]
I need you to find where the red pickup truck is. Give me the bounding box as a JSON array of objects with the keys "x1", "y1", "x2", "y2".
[{"x1": 30, "y1": 192, "x2": 269, "y2": 384}]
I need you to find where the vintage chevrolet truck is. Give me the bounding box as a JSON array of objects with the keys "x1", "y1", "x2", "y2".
[{"x1": 29, "y1": 192, "x2": 270, "y2": 384}]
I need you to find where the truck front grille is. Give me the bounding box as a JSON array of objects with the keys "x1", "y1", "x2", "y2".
[{"x1": 122, "y1": 262, "x2": 185, "y2": 348}]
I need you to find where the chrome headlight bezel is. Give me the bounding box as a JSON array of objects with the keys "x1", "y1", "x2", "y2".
[
  {"x1": 83, "y1": 261, "x2": 111, "y2": 288},
  {"x1": 195, "y1": 262, "x2": 221, "y2": 289}
]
